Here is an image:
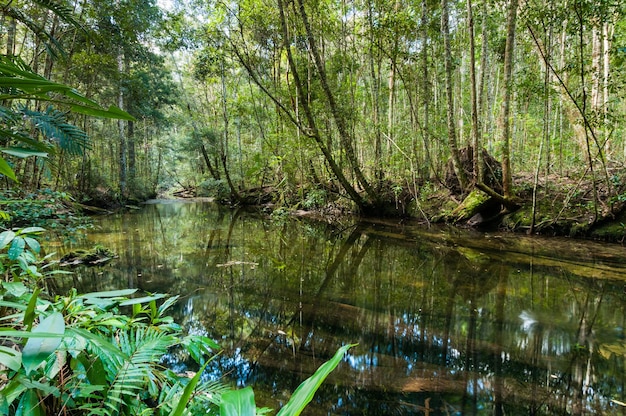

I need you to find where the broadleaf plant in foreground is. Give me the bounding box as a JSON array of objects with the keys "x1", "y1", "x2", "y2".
[{"x1": 0, "y1": 229, "x2": 351, "y2": 415}]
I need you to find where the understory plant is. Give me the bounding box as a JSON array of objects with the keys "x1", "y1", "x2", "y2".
[{"x1": 0, "y1": 228, "x2": 351, "y2": 415}]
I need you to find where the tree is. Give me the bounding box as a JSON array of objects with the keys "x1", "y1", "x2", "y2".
[{"x1": 441, "y1": 0, "x2": 468, "y2": 193}]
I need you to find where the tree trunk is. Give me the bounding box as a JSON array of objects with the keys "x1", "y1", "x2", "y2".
[
  {"x1": 467, "y1": 0, "x2": 482, "y2": 184},
  {"x1": 501, "y1": 0, "x2": 519, "y2": 198},
  {"x1": 220, "y1": 60, "x2": 241, "y2": 202},
  {"x1": 117, "y1": 49, "x2": 127, "y2": 199},
  {"x1": 128, "y1": 119, "x2": 136, "y2": 195},
  {"x1": 273, "y1": 0, "x2": 367, "y2": 210},
  {"x1": 441, "y1": 0, "x2": 467, "y2": 192},
  {"x1": 295, "y1": 0, "x2": 376, "y2": 202}
]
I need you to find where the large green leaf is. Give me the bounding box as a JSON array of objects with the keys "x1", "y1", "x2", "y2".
[
  {"x1": 19, "y1": 227, "x2": 46, "y2": 235},
  {"x1": 8, "y1": 237, "x2": 25, "y2": 260},
  {"x1": 0, "y1": 147, "x2": 48, "y2": 158},
  {"x1": 24, "y1": 288, "x2": 41, "y2": 330},
  {"x1": 80, "y1": 289, "x2": 138, "y2": 299},
  {"x1": 22, "y1": 312, "x2": 65, "y2": 376},
  {"x1": 23, "y1": 237, "x2": 41, "y2": 254},
  {"x1": 169, "y1": 360, "x2": 211, "y2": 416},
  {"x1": 15, "y1": 389, "x2": 44, "y2": 416},
  {"x1": 119, "y1": 293, "x2": 166, "y2": 306},
  {"x1": 220, "y1": 386, "x2": 256, "y2": 416},
  {"x1": 0, "y1": 157, "x2": 17, "y2": 182},
  {"x1": 0, "y1": 230, "x2": 16, "y2": 249},
  {"x1": 276, "y1": 344, "x2": 354, "y2": 416}
]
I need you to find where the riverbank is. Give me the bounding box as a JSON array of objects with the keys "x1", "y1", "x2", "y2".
[
  {"x1": 274, "y1": 168, "x2": 626, "y2": 243},
  {"x1": 407, "y1": 169, "x2": 626, "y2": 243},
  {"x1": 5, "y1": 167, "x2": 626, "y2": 244}
]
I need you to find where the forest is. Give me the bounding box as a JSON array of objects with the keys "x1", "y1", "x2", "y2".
[
  {"x1": 1, "y1": 0, "x2": 626, "y2": 236},
  {"x1": 2, "y1": 1, "x2": 626, "y2": 414}
]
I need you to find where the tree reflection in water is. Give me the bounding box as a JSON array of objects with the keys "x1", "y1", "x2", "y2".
[{"x1": 55, "y1": 201, "x2": 626, "y2": 415}]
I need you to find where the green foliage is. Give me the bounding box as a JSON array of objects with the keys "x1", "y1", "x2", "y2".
[
  {"x1": 0, "y1": 229, "x2": 350, "y2": 415},
  {"x1": 198, "y1": 178, "x2": 230, "y2": 199},
  {"x1": 302, "y1": 189, "x2": 328, "y2": 210},
  {"x1": 0, "y1": 54, "x2": 133, "y2": 182},
  {"x1": 0, "y1": 189, "x2": 91, "y2": 234},
  {"x1": 0, "y1": 229, "x2": 225, "y2": 415},
  {"x1": 220, "y1": 344, "x2": 354, "y2": 416}
]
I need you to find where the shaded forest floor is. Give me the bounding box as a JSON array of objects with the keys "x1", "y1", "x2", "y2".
[{"x1": 415, "y1": 167, "x2": 626, "y2": 243}]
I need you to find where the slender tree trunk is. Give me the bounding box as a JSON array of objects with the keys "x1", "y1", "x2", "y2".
[
  {"x1": 590, "y1": 24, "x2": 601, "y2": 114},
  {"x1": 117, "y1": 49, "x2": 127, "y2": 199},
  {"x1": 367, "y1": 0, "x2": 383, "y2": 188},
  {"x1": 478, "y1": 0, "x2": 488, "y2": 122},
  {"x1": 441, "y1": 0, "x2": 467, "y2": 192},
  {"x1": 272, "y1": 0, "x2": 367, "y2": 210},
  {"x1": 6, "y1": 16, "x2": 16, "y2": 57},
  {"x1": 128, "y1": 119, "x2": 136, "y2": 195},
  {"x1": 467, "y1": 0, "x2": 482, "y2": 184},
  {"x1": 295, "y1": 0, "x2": 376, "y2": 201},
  {"x1": 201, "y1": 144, "x2": 220, "y2": 180},
  {"x1": 421, "y1": 0, "x2": 433, "y2": 180},
  {"x1": 602, "y1": 23, "x2": 611, "y2": 149},
  {"x1": 501, "y1": 0, "x2": 519, "y2": 198},
  {"x1": 220, "y1": 61, "x2": 240, "y2": 202},
  {"x1": 386, "y1": 0, "x2": 400, "y2": 160}
]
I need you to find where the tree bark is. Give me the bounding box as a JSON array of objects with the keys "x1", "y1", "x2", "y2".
[
  {"x1": 295, "y1": 0, "x2": 376, "y2": 201},
  {"x1": 117, "y1": 48, "x2": 127, "y2": 199},
  {"x1": 441, "y1": 0, "x2": 467, "y2": 192},
  {"x1": 501, "y1": 0, "x2": 519, "y2": 198},
  {"x1": 272, "y1": 0, "x2": 367, "y2": 210},
  {"x1": 467, "y1": 0, "x2": 482, "y2": 184}
]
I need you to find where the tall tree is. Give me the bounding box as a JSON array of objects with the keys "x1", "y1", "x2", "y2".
[
  {"x1": 441, "y1": 0, "x2": 467, "y2": 192},
  {"x1": 501, "y1": 0, "x2": 519, "y2": 198}
]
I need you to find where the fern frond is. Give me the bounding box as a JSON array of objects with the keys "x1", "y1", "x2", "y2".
[{"x1": 102, "y1": 328, "x2": 178, "y2": 413}]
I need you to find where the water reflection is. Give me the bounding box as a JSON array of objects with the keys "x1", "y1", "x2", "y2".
[{"x1": 55, "y1": 201, "x2": 626, "y2": 415}]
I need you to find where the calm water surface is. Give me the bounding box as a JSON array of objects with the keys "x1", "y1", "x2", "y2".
[{"x1": 51, "y1": 200, "x2": 626, "y2": 415}]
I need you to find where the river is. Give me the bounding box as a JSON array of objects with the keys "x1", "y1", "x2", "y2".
[{"x1": 50, "y1": 200, "x2": 626, "y2": 415}]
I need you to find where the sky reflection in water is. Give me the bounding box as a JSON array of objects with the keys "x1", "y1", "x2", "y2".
[{"x1": 56, "y1": 201, "x2": 626, "y2": 415}]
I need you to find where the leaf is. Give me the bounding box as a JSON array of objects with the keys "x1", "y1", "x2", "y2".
[
  {"x1": 24, "y1": 287, "x2": 41, "y2": 330},
  {"x1": 168, "y1": 360, "x2": 211, "y2": 416},
  {"x1": 80, "y1": 289, "x2": 138, "y2": 299},
  {"x1": 0, "y1": 345, "x2": 22, "y2": 372},
  {"x1": 15, "y1": 389, "x2": 44, "y2": 416},
  {"x1": 22, "y1": 312, "x2": 65, "y2": 376},
  {"x1": 69, "y1": 103, "x2": 136, "y2": 121},
  {"x1": 0, "y1": 329, "x2": 65, "y2": 338},
  {"x1": 8, "y1": 237, "x2": 25, "y2": 260},
  {"x1": 23, "y1": 237, "x2": 41, "y2": 254},
  {"x1": 1, "y1": 281, "x2": 28, "y2": 297},
  {"x1": 74, "y1": 352, "x2": 108, "y2": 386},
  {"x1": 276, "y1": 344, "x2": 354, "y2": 416},
  {"x1": 19, "y1": 227, "x2": 46, "y2": 235},
  {"x1": 0, "y1": 157, "x2": 16, "y2": 182},
  {"x1": 119, "y1": 293, "x2": 167, "y2": 306},
  {"x1": 220, "y1": 386, "x2": 256, "y2": 416},
  {"x1": 0, "y1": 230, "x2": 15, "y2": 249},
  {"x1": 0, "y1": 147, "x2": 48, "y2": 158}
]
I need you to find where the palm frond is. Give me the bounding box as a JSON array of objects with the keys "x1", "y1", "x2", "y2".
[{"x1": 19, "y1": 106, "x2": 90, "y2": 155}]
